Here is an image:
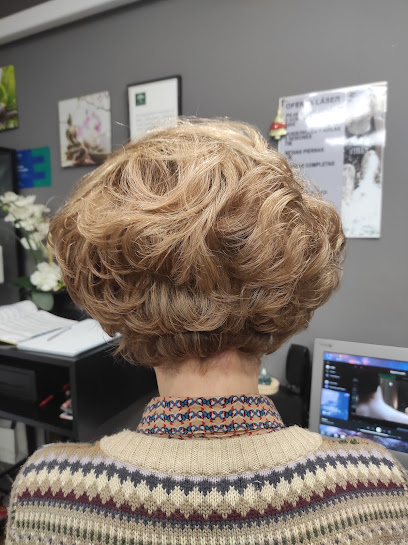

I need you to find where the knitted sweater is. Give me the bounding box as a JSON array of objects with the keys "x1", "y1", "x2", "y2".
[{"x1": 6, "y1": 395, "x2": 408, "y2": 544}]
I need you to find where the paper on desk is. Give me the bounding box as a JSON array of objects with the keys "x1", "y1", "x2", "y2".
[
  {"x1": 0, "y1": 301, "x2": 76, "y2": 345},
  {"x1": 17, "y1": 318, "x2": 116, "y2": 356}
]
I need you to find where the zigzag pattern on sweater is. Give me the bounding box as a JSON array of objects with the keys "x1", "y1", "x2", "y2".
[{"x1": 7, "y1": 435, "x2": 408, "y2": 545}]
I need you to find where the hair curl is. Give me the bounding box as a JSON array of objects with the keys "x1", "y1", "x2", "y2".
[{"x1": 49, "y1": 118, "x2": 345, "y2": 367}]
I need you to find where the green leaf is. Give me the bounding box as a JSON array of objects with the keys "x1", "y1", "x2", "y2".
[
  {"x1": 12, "y1": 276, "x2": 34, "y2": 289},
  {"x1": 1, "y1": 65, "x2": 17, "y2": 110},
  {"x1": 0, "y1": 83, "x2": 7, "y2": 106},
  {"x1": 31, "y1": 291, "x2": 54, "y2": 311}
]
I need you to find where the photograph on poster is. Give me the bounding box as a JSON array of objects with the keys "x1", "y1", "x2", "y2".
[
  {"x1": 128, "y1": 76, "x2": 181, "y2": 140},
  {"x1": 278, "y1": 82, "x2": 387, "y2": 238},
  {"x1": 0, "y1": 65, "x2": 18, "y2": 131},
  {"x1": 58, "y1": 91, "x2": 111, "y2": 168}
]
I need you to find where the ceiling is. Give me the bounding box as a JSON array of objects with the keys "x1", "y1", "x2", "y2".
[
  {"x1": 0, "y1": 0, "x2": 142, "y2": 46},
  {"x1": 0, "y1": 0, "x2": 51, "y2": 19}
]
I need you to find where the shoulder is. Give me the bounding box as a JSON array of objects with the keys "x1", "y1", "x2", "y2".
[
  {"x1": 319, "y1": 434, "x2": 404, "y2": 461},
  {"x1": 23, "y1": 438, "x2": 102, "y2": 463},
  {"x1": 315, "y1": 435, "x2": 408, "y2": 487},
  {"x1": 6, "y1": 440, "x2": 107, "y2": 543},
  {"x1": 13, "y1": 439, "x2": 107, "y2": 491},
  {"x1": 19, "y1": 439, "x2": 102, "y2": 472},
  {"x1": 317, "y1": 434, "x2": 401, "y2": 462},
  {"x1": 9, "y1": 439, "x2": 105, "y2": 487}
]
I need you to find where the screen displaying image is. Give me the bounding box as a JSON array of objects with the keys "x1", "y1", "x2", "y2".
[
  {"x1": 353, "y1": 371, "x2": 408, "y2": 426},
  {"x1": 321, "y1": 389, "x2": 349, "y2": 420},
  {"x1": 319, "y1": 352, "x2": 408, "y2": 453}
]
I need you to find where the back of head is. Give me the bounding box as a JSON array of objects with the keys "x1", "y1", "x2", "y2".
[{"x1": 50, "y1": 118, "x2": 345, "y2": 367}]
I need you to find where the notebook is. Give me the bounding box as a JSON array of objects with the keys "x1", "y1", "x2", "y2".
[
  {"x1": 0, "y1": 300, "x2": 76, "y2": 345},
  {"x1": 17, "y1": 319, "x2": 116, "y2": 357}
]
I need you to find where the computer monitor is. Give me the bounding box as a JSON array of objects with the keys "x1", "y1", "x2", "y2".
[{"x1": 309, "y1": 338, "x2": 408, "y2": 469}]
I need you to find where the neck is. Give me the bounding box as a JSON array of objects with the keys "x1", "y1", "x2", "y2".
[{"x1": 154, "y1": 350, "x2": 261, "y2": 398}]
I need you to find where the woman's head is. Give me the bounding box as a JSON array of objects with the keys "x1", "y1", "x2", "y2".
[
  {"x1": 50, "y1": 118, "x2": 345, "y2": 367},
  {"x1": 356, "y1": 373, "x2": 380, "y2": 404}
]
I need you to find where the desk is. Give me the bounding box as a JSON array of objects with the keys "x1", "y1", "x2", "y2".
[{"x1": 0, "y1": 345, "x2": 156, "y2": 452}]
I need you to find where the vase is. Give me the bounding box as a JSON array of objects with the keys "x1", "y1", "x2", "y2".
[{"x1": 50, "y1": 290, "x2": 88, "y2": 321}]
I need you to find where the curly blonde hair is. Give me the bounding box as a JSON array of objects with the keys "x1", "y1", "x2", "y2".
[{"x1": 50, "y1": 118, "x2": 345, "y2": 367}]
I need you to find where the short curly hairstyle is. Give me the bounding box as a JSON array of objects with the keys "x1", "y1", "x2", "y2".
[{"x1": 49, "y1": 118, "x2": 345, "y2": 367}]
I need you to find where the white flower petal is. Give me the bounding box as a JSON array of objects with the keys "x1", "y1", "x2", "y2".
[
  {"x1": 1, "y1": 191, "x2": 18, "y2": 203},
  {"x1": 30, "y1": 262, "x2": 62, "y2": 292}
]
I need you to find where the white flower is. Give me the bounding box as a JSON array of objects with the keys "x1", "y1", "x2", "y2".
[
  {"x1": 30, "y1": 262, "x2": 62, "y2": 292},
  {"x1": 36, "y1": 220, "x2": 50, "y2": 238},
  {"x1": 0, "y1": 192, "x2": 64, "y2": 293},
  {"x1": 21, "y1": 231, "x2": 49, "y2": 253},
  {"x1": 1, "y1": 192, "x2": 50, "y2": 230},
  {"x1": 15, "y1": 195, "x2": 36, "y2": 207},
  {"x1": 0, "y1": 191, "x2": 18, "y2": 204},
  {"x1": 20, "y1": 238, "x2": 30, "y2": 250}
]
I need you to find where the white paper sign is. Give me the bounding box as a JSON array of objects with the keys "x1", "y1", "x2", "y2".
[
  {"x1": 128, "y1": 76, "x2": 181, "y2": 139},
  {"x1": 278, "y1": 82, "x2": 387, "y2": 238}
]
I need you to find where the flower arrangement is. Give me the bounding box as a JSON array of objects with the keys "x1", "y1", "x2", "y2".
[{"x1": 0, "y1": 191, "x2": 64, "y2": 310}]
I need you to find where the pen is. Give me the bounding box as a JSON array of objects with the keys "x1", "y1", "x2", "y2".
[
  {"x1": 47, "y1": 325, "x2": 73, "y2": 342},
  {"x1": 39, "y1": 394, "x2": 54, "y2": 408},
  {"x1": 29, "y1": 327, "x2": 63, "y2": 340}
]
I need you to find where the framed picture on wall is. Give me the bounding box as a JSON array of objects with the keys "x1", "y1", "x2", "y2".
[
  {"x1": 58, "y1": 91, "x2": 112, "y2": 168},
  {"x1": 0, "y1": 65, "x2": 18, "y2": 131},
  {"x1": 128, "y1": 75, "x2": 182, "y2": 140}
]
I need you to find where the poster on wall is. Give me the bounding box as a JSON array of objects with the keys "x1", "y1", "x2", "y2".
[
  {"x1": 17, "y1": 147, "x2": 52, "y2": 188},
  {"x1": 58, "y1": 91, "x2": 111, "y2": 168},
  {"x1": 128, "y1": 76, "x2": 181, "y2": 140},
  {"x1": 0, "y1": 65, "x2": 18, "y2": 131},
  {"x1": 278, "y1": 82, "x2": 387, "y2": 238}
]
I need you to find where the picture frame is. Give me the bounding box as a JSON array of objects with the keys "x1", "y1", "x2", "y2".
[
  {"x1": 127, "y1": 75, "x2": 182, "y2": 140},
  {"x1": 58, "y1": 91, "x2": 112, "y2": 168}
]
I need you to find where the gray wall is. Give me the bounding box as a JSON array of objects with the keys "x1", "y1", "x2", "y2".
[{"x1": 0, "y1": 0, "x2": 407, "y2": 382}]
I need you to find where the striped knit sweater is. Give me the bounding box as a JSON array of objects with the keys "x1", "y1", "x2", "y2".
[{"x1": 6, "y1": 395, "x2": 408, "y2": 544}]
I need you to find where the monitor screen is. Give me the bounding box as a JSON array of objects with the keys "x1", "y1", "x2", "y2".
[{"x1": 310, "y1": 339, "x2": 408, "y2": 468}]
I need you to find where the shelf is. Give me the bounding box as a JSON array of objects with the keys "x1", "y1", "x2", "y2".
[
  {"x1": 0, "y1": 345, "x2": 156, "y2": 446},
  {"x1": 0, "y1": 344, "x2": 108, "y2": 367},
  {"x1": 0, "y1": 395, "x2": 75, "y2": 438}
]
